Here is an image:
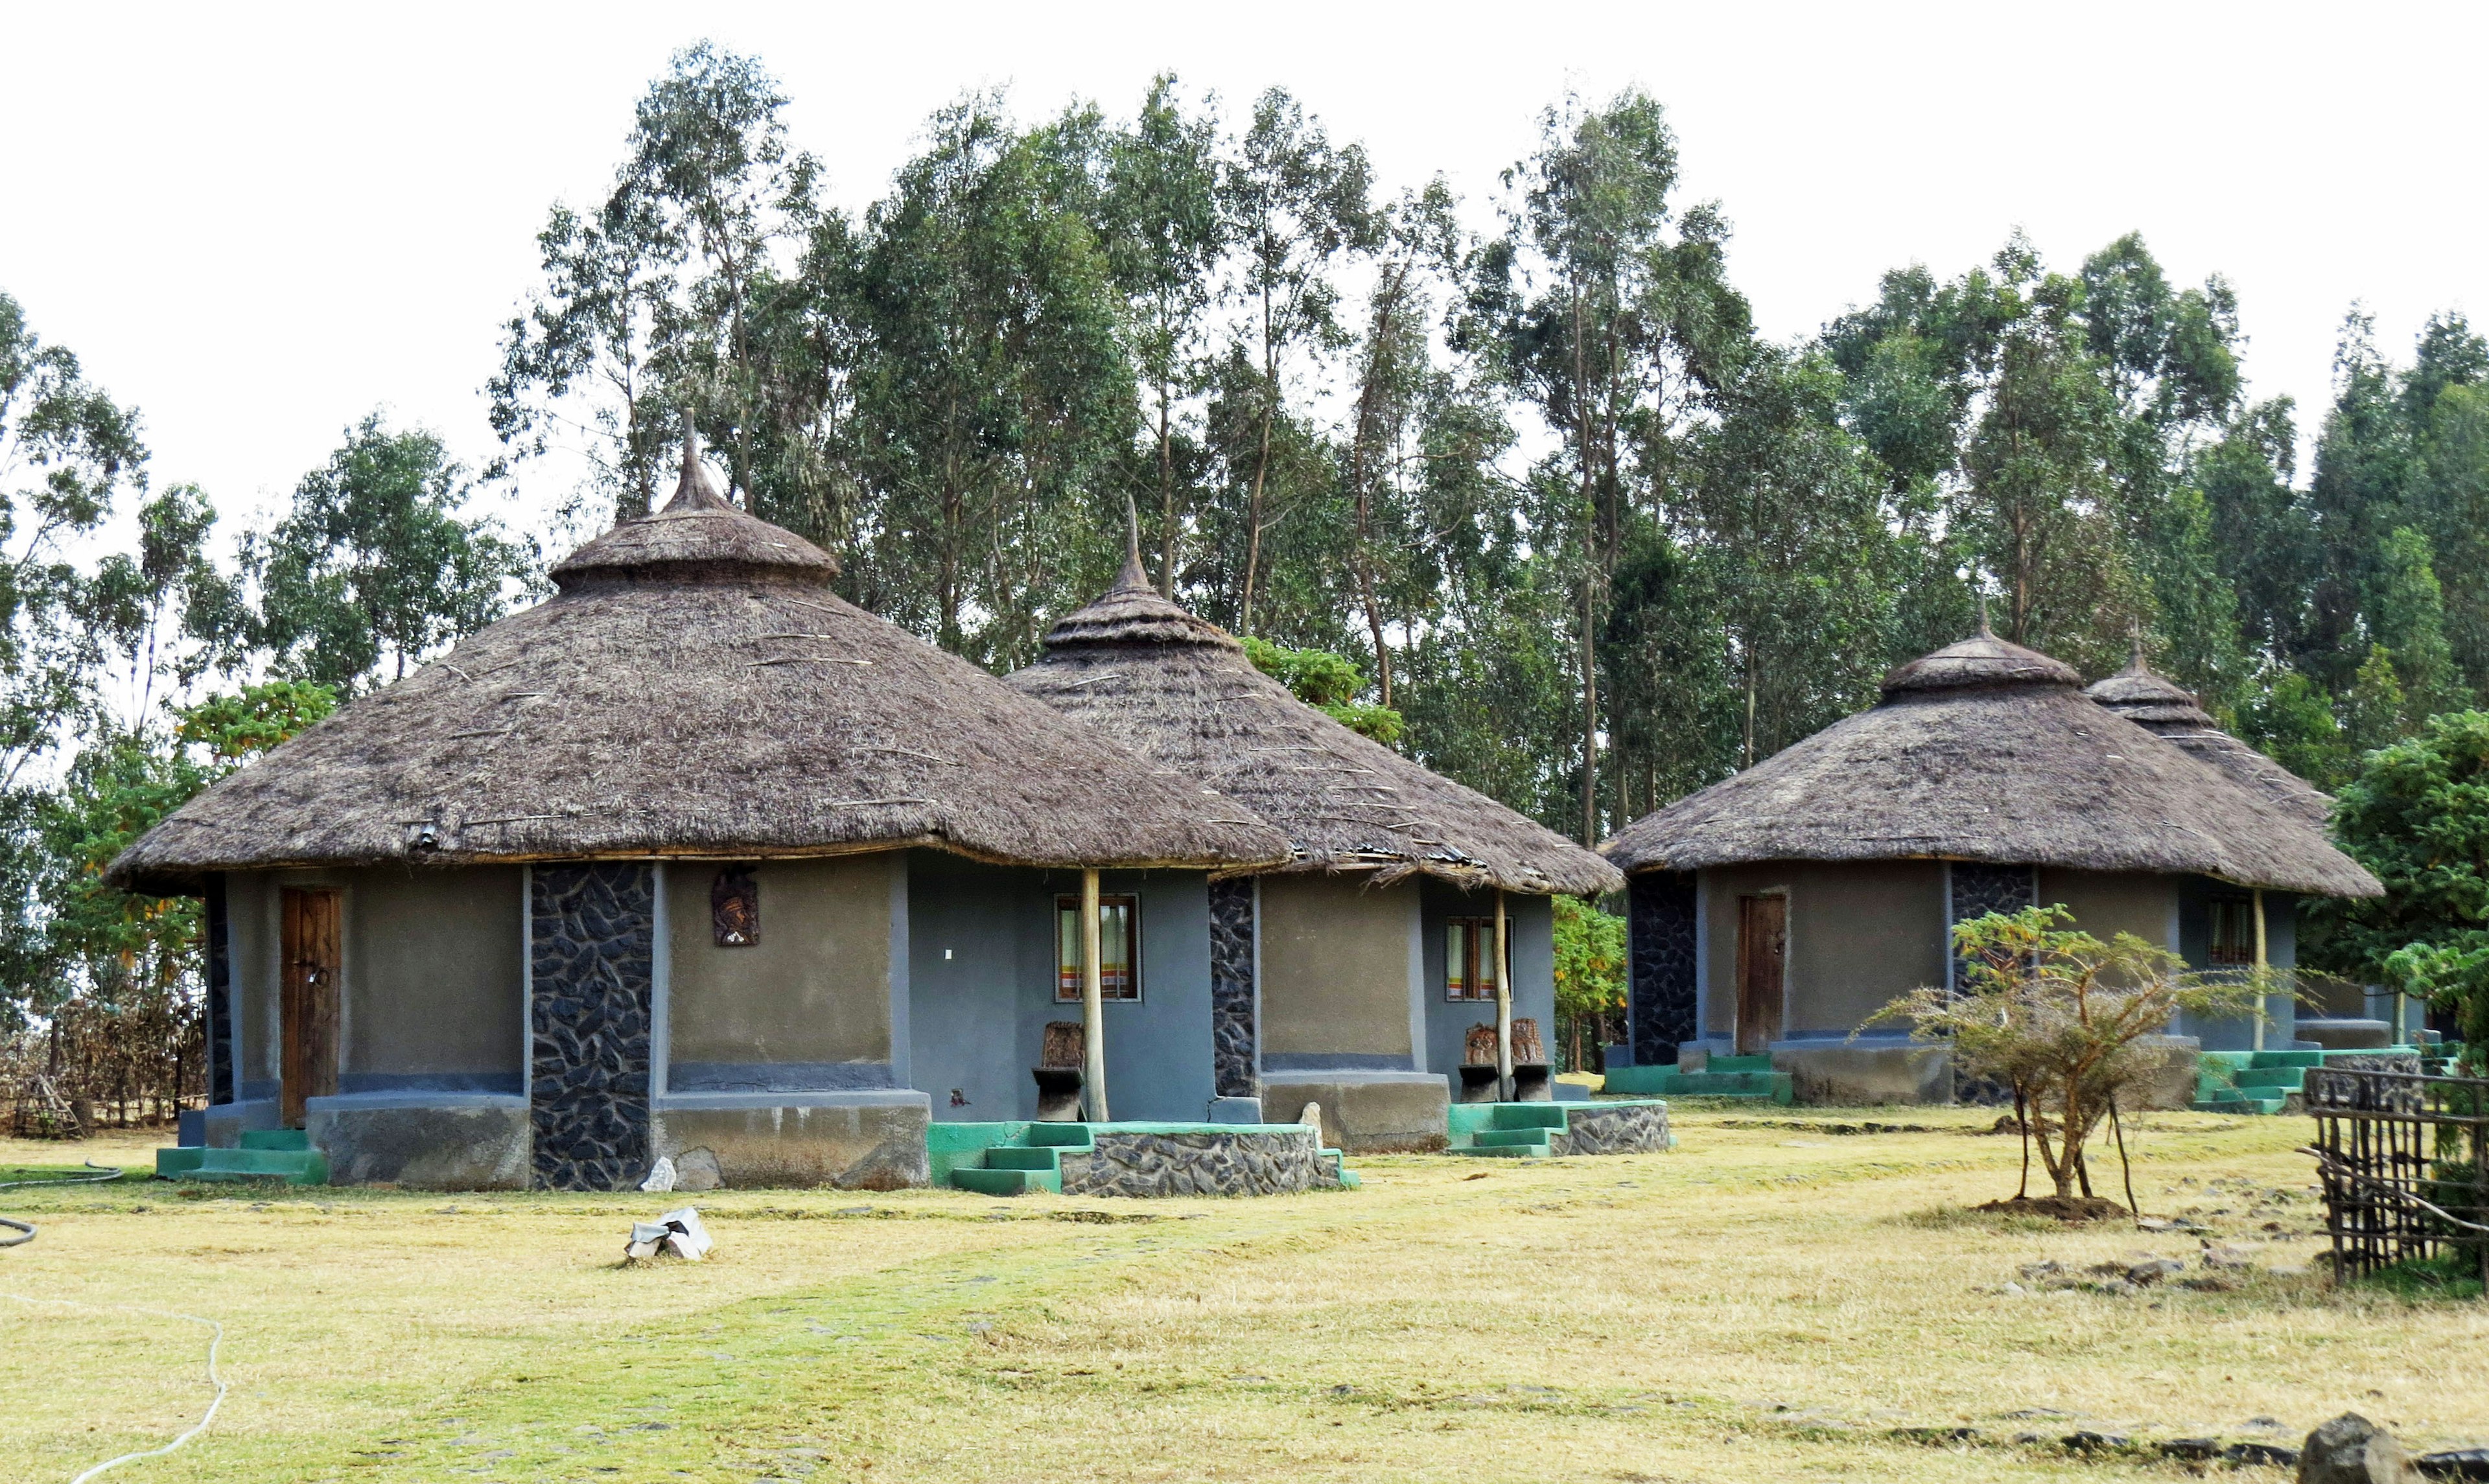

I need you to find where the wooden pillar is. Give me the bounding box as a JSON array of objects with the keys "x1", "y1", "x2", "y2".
[
  {"x1": 2252, "y1": 888, "x2": 2268, "y2": 1053},
  {"x1": 1494, "y1": 889, "x2": 1513, "y2": 1102},
  {"x1": 1082, "y1": 868, "x2": 1110, "y2": 1122}
]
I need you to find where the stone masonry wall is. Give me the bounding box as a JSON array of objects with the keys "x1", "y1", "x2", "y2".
[
  {"x1": 205, "y1": 877, "x2": 235, "y2": 1106},
  {"x1": 1628, "y1": 872, "x2": 1697, "y2": 1063},
  {"x1": 1058, "y1": 1127, "x2": 1341, "y2": 1198},
  {"x1": 1552, "y1": 1101, "x2": 1672, "y2": 1155},
  {"x1": 1209, "y1": 879, "x2": 1258, "y2": 1098},
  {"x1": 530, "y1": 863, "x2": 654, "y2": 1191}
]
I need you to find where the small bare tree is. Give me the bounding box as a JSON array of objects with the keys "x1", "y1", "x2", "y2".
[{"x1": 1869, "y1": 905, "x2": 2261, "y2": 1209}]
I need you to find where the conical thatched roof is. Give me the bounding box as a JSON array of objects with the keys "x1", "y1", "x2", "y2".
[
  {"x1": 1003, "y1": 553, "x2": 1622, "y2": 897},
  {"x1": 110, "y1": 442, "x2": 1291, "y2": 894},
  {"x1": 2085, "y1": 646, "x2": 2335, "y2": 829},
  {"x1": 1600, "y1": 625, "x2": 2381, "y2": 898}
]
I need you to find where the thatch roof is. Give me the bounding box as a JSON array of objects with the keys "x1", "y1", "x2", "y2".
[
  {"x1": 109, "y1": 444, "x2": 1292, "y2": 894},
  {"x1": 1002, "y1": 554, "x2": 1622, "y2": 898},
  {"x1": 1600, "y1": 626, "x2": 2381, "y2": 898},
  {"x1": 2084, "y1": 648, "x2": 2335, "y2": 829}
]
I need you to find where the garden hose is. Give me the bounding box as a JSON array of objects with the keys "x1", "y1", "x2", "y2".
[
  {"x1": 3, "y1": 1162, "x2": 230, "y2": 1481},
  {"x1": 0, "y1": 1161, "x2": 126, "y2": 1248}
]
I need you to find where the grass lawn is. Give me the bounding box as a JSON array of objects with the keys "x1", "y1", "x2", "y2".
[{"x1": 2, "y1": 1107, "x2": 2483, "y2": 1482}]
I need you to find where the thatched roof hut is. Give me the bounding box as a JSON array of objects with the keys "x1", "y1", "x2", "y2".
[
  {"x1": 1003, "y1": 554, "x2": 1622, "y2": 897},
  {"x1": 1600, "y1": 625, "x2": 2381, "y2": 899},
  {"x1": 110, "y1": 448, "x2": 1291, "y2": 893},
  {"x1": 2085, "y1": 647, "x2": 2335, "y2": 829}
]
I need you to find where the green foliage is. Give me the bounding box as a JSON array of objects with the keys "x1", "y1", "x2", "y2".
[
  {"x1": 1870, "y1": 905, "x2": 2257, "y2": 1201},
  {"x1": 1551, "y1": 896, "x2": 1626, "y2": 1023},
  {"x1": 247, "y1": 414, "x2": 528, "y2": 692},
  {"x1": 1241, "y1": 635, "x2": 1403, "y2": 744},
  {"x1": 2312, "y1": 710, "x2": 2489, "y2": 1067}
]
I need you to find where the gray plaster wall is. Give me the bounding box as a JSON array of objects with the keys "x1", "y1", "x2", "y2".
[
  {"x1": 1696, "y1": 861, "x2": 1947, "y2": 1040},
  {"x1": 665, "y1": 854, "x2": 894, "y2": 1080},
  {"x1": 342, "y1": 866, "x2": 523, "y2": 1089},
  {"x1": 1259, "y1": 874, "x2": 1418, "y2": 1064},
  {"x1": 226, "y1": 871, "x2": 276, "y2": 1095},
  {"x1": 2038, "y1": 867, "x2": 2179, "y2": 951},
  {"x1": 906, "y1": 852, "x2": 1217, "y2": 1124},
  {"x1": 1418, "y1": 883, "x2": 1553, "y2": 1079}
]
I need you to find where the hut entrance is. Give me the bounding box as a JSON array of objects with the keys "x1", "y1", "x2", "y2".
[
  {"x1": 280, "y1": 888, "x2": 341, "y2": 1127},
  {"x1": 1734, "y1": 894, "x2": 1785, "y2": 1056}
]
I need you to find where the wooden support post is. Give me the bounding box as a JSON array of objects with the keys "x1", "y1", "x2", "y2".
[
  {"x1": 2252, "y1": 888, "x2": 2269, "y2": 1054},
  {"x1": 1081, "y1": 868, "x2": 1110, "y2": 1122},
  {"x1": 1494, "y1": 889, "x2": 1513, "y2": 1103}
]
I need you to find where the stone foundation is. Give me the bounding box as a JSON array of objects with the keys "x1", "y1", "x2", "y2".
[
  {"x1": 1059, "y1": 1126, "x2": 1340, "y2": 1198},
  {"x1": 1550, "y1": 1101, "x2": 1672, "y2": 1155},
  {"x1": 1774, "y1": 1040, "x2": 1952, "y2": 1106},
  {"x1": 650, "y1": 1092, "x2": 931, "y2": 1189},
  {"x1": 307, "y1": 1093, "x2": 530, "y2": 1189},
  {"x1": 1261, "y1": 1071, "x2": 1448, "y2": 1152}
]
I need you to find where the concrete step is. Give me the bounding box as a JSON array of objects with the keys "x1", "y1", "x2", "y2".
[
  {"x1": 1707, "y1": 1054, "x2": 1776, "y2": 1073},
  {"x1": 239, "y1": 1128, "x2": 310, "y2": 1151},
  {"x1": 1025, "y1": 1124, "x2": 1096, "y2": 1148},
  {"x1": 2232, "y1": 1068, "x2": 2308, "y2": 1091},
  {"x1": 154, "y1": 1147, "x2": 207, "y2": 1178},
  {"x1": 1487, "y1": 1104, "x2": 1569, "y2": 1131},
  {"x1": 1449, "y1": 1141, "x2": 1548, "y2": 1159},
  {"x1": 951, "y1": 1166, "x2": 1060, "y2": 1196}
]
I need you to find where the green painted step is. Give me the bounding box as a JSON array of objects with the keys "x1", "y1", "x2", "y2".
[
  {"x1": 983, "y1": 1146, "x2": 1063, "y2": 1172},
  {"x1": 1471, "y1": 1129, "x2": 1555, "y2": 1148},
  {"x1": 154, "y1": 1147, "x2": 207, "y2": 1178},
  {"x1": 951, "y1": 1166, "x2": 1060, "y2": 1196},
  {"x1": 1450, "y1": 1141, "x2": 1548, "y2": 1159},
  {"x1": 2232, "y1": 1068, "x2": 2308, "y2": 1091},
  {"x1": 181, "y1": 1147, "x2": 329, "y2": 1185},
  {"x1": 239, "y1": 1128, "x2": 310, "y2": 1151},
  {"x1": 1706, "y1": 1054, "x2": 1776, "y2": 1073}
]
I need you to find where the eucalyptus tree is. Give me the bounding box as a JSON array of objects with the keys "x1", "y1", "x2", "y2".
[
  {"x1": 842, "y1": 93, "x2": 1134, "y2": 667},
  {"x1": 1102, "y1": 74, "x2": 1224, "y2": 596},
  {"x1": 0, "y1": 290, "x2": 143, "y2": 787},
  {"x1": 1473, "y1": 88, "x2": 1748, "y2": 842},
  {"x1": 1217, "y1": 87, "x2": 1377, "y2": 634},
  {"x1": 246, "y1": 415, "x2": 529, "y2": 694},
  {"x1": 491, "y1": 42, "x2": 819, "y2": 526}
]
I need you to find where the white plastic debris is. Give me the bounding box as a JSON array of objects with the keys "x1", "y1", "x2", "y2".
[
  {"x1": 638, "y1": 1156, "x2": 678, "y2": 1193},
  {"x1": 624, "y1": 1206, "x2": 712, "y2": 1262}
]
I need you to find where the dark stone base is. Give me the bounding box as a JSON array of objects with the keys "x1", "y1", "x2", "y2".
[
  {"x1": 1208, "y1": 879, "x2": 1257, "y2": 1098},
  {"x1": 1060, "y1": 1127, "x2": 1342, "y2": 1198}
]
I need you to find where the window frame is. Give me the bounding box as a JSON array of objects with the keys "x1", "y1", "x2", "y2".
[
  {"x1": 2206, "y1": 897, "x2": 2256, "y2": 968},
  {"x1": 1055, "y1": 892, "x2": 1142, "y2": 1003},
  {"x1": 1443, "y1": 916, "x2": 1511, "y2": 1003}
]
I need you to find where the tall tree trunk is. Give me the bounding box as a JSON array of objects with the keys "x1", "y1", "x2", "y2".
[
  {"x1": 1156, "y1": 382, "x2": 1177, "y2": 597},
  {"x1": 1241, "y1": 290, "x2": 1279, "y2": 636}
]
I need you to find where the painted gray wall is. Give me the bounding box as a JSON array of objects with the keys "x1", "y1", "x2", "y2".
[
  {"x1": 2172, "y1": 876, "x2": 2300, "y2": 1050},
  {"x1": 1258, "y1": 875, "x2": 1418, "y2": 1065},
  {"x1": 342, "y1": 865, "x2": 524, "y2": 1090},
  {"x1": 904, "y1": 852, "x2": 1218, "y2": 1124},
  {"x1": 1698, "y1": 861, "x2": 1948, "y2": 1041},
  {"x1": 663, "y1": 854, "x2": 895, "y2": 1087},
  {"x1": 1418, "y1": 883, "x2": 1553, "y2": 1082}
]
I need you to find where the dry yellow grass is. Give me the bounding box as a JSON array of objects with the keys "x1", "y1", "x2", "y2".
[{"x1": 1, "y1": 1108, "x2": 2481, "y2": 1483}]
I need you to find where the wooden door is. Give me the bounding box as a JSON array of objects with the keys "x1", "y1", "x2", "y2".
[
  {"x1": 1735, "y1": 894, "x2": 1786, "y2": 1056},
  {"x1": 281, "y1": 888, "x2": 341, "y2": 1128}
]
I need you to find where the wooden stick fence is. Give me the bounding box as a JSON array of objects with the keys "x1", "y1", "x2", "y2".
[{"x1": 2304, "y1": 1066, "x2": 2489, "y2": 1289}]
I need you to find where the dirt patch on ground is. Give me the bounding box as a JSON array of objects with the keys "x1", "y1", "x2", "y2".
[{"x1": 1973, "y1": 1194, "x2": 2133, "y2": 1223}]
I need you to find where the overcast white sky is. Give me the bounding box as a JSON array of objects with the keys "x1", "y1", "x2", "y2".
[{"x1": 4, "y1": 2, "x2": 2481, "y2": 542}]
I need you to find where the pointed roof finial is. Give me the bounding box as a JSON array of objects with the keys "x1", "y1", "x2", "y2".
[
  {"x1": 663, "y1": 407, "x2": 730, "y2": 513},
  {"x1": 2127, "y1": 621, "x2": 2149, "y2": 673},
  {"x1": 1977, "y1": 594, "x2": 1994, "y2": 638},
  {"x1": 1112, "y1": 491, "x2": 1150, "y2": 592}
]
